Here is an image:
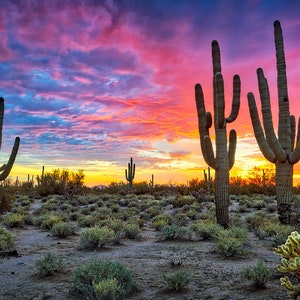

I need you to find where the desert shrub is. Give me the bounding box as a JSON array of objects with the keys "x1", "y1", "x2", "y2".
[
  {"x1": 22, "y1": 213, "x2": 34, "y2": 225},
  {"x1": 98, "y1": 218, "x2": 124, "y2": 233},
  {"x1": 253, "y1": 219, "x2": 294, "y2": 246},
  {"x1": 242, "y1": 259, "x2": 272, "y2": 288},
  {"x1": 151, "y1": 214, "x2": 172, "y2": 230},
  {"x1": 246, "y1": 211, "x2": 268, "y2": 231},
  {"x1": 162, "y1": 269, "x2": 191, "y2": 292},
  {"x1": 144, "y1": 206, "x2": 161, "y2": 218},
  {"x1": 199, "y1": 203, "x2": 216, "y2": 223},
  {"x1": 238, "y1": 203, "x2": 249, "y2": 213},
  {"x1": 36, "y1": 168, "x2": 85, "y2": 198},
  {"x1": 0, "y1": 188, "x2": 15, "y2": 214},
  {"x1": 2, "y1": 213, "x2": 24, "y2": 228},
  {"x1": 93, "y1": 278, "x2": 120, "y2": 300},
  {"x1": 79, "y1": 226, "x2": 115, "y2": 250},
  {"x1": 123, "y1": 223, "x2": 140, "y2": 239},
  {"x1": 215, "y1": 227, "x2": 249, "y2": 257},
  {"x1": 192, "y1": 221, "x2": 222, "y2": 240},
  {"x1": 251, "y1": 199, "x2": 266, "y2": 210},
  {"x1": 173, "y1": 212, "x2": 189, "y2": 226},
  {"x1": 0, "y1": 225, "x2": 15, "y2": 250},
  {"x1": 35, "y1": 252, "x2": 65, "y2": 276},
  {"x1": 73, "y1": 259, "x2": 135, "y2": 299},
  {"x1": 229, "y1": 213, "x2": 243, "y2": 227},
  {"x1": 159, "y1": 224, "x2": 193, "y2": 241},
  {"x1": 97, "y1": 219, "x2": 125, "y2": 244},
  {"x1": 172, "y1": 195, "x2": 196, "y2": 208},
  {"x1": 50, "y1": 222, "x2": 76, "y2": 238},
  {"x1": 77, "y1": 215, "x2": 97, "y2": 227},
  {"x1": 271, "y1": 225, "x2": 295, "y2": 247},
  {"x1": 93, "y1": 207, "x2": 112, "y2": 220},
  {"x1": 266, "y1": 203, "x2": 277, "y2": 213},
  {"x1": 40, "y1": 215, "x2": 62, "y2": 230}
]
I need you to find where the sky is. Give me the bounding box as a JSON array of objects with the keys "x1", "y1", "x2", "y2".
[{"x1": 1, "y1": 0, "x2": 300, "y2": 187}]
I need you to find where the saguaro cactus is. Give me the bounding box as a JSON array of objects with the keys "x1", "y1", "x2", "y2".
[
  {"x1": 125, "y1": 157, "x2": 135, "y2": 191},
  {"x1": 195, "y1": 40, "x2": 241, "y2": 228},
  {"x1": 203, "y1": 167, "x2": 212, "y2": 193},
  {"x1": 247, "y1": 20, "x2": 300, "y2": 224},
  {"x1": 0, "y1": 97, "x2": 20, "y2": 181}
]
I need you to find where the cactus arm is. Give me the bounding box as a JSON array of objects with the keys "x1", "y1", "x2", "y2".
[
  {"x1": 195, "y1": 83, "x2": 216, "y2": 167},
  {"x1": 289, "y1": 117, "x2": 300, "y2": 164},
  {"x1": 132, "y1": 162, "x2": 135, "y2": 179},
  {"x1": 226, "y1": 75, "x2": 241, "y2": 123},
  {"x1": 203, "y1": 135, "x2": 217, "y2": 169},
  {"x1": 274, "y1": 20, "x2": 291, "y2": 152},
  {"x1": 215, "y1": 72, "x2": 225, "y2": 128},
  {"x1": 289, "y1": 141, "x2": 300, "y2": 164},
  {"x1": 0, "y1": 136, "x2": 20, "y2": 181},
  {"x1": 274, "y1": 20, "x2": 288, "y2": 106},
  {"x1": 290, "y1": 115, "x2": 296, "y2": 150},
  {"x1": 247, "y1": 92, "x2": 276, "y2": 163},
  {"x1": 257, "y1": 68, "x2": 287, "y2": 162},
  {"x1": 195, "y1": 84, "x2": 210, "y2": 136},
  {"x1": 212, "y1": 40, "x2": 221, "y2": 74},
  {"x1": 206, "y1": 112, "x2": 212, "y2": 129},
  {"x1": 0, "y1": 98, "x2": 4, "y2": 149},
  {"x1": 228, "y1": 129, "x2": 236, "y2": 170}
]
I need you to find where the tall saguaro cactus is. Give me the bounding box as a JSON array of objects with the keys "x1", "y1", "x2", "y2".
[
  {"x1": 195, "y1": 40, "x2": 241, "y2": 228},
  {"x1": 125, "y1": 157, "x2": 135, "y2": 191},
  {"x1": 0, "y1": 97, "x2": 20, "y2": 181},
  {"x1": 247, "y1": 20, "x2": 300, "y2": 224}
]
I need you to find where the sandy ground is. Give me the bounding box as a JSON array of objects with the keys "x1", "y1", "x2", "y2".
[{"x1": 0, "y1": 198, "x2": 291, "y2": 300}]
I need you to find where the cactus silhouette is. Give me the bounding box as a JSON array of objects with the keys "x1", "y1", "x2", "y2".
[
  {"x1": 195, "y1": 40, "x2": 240, "y2": 228},
  {"x1": 125, "y1": 157, "x2": 135, "y2": 191},
  {"x1": 247, "y1": 20, "x2": 300, "y2": 224},
  {"x1": 0, "y1": 97, "x2": 20, "y2": 181},
  {"x1": 203, "y1": 167, "x2": 212, "y2": 193}
]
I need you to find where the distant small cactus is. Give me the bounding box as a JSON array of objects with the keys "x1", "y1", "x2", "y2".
[{"x1": 125, "y1": 157, "x2": 135, "y2": 191}]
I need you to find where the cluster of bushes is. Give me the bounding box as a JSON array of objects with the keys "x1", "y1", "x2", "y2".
[{"x1": 36, "y1": 169, "x2": 86, "y2": 198}]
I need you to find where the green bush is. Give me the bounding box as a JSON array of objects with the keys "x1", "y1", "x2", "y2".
[
  {"x1": 172, "y1": 195, "x2": 196, "y2": 208},
  {"x1": 79, "y1": 226, "x2": 115, "y2": 250},
  {"x1": 50, "y1": 222, "x2": 76, "y2": 238},
  {"x1": 93, "y1": 278, "x2": 120, "y2": 300},
  {"x1": 2, "y1": 213, "x2": 24, "y2": 228},
  {"x1": 0, "y1": 188, "x2": 15, "y2": 214},
  {"x1": 77, "y1": 215, "x2": 97, "y2": 227},
  {"x1": 215, "y1": 227, "x2": 249, "y2": 257},
  {"x1": 35, "y1": 252, "x2": 65, "y2": 276},
  {"x1": 253, "y1": 220, "x2": 294, "y2": 246},
  {"x1": 73, "y1": 259, "x2": 135, "y2": 299},
  {"x1": 192, "y1": 221, "x2": 222, "y2": 240},
  {"x1": 159, "y1": 224, "x2": 193, "y2": 241},
  {"x1": 36, "y1": 168, "x2": 85, "y2": 198},
  {"x1": 151, "y1": 214, "x2": 172, "y2": 230},
  {"x1": 0, "y1": 225, "x2": 15, "y2": 250},
  {"x1": 163, "y1": 269, "x2": 191, "y2": 292},
  {"x1": 271, "y1": 225, "x2": 295, "y2": 247},
  {"x1": 242, "y1": 259, "x2": 272, "y2": 288},
  {"x1": 40, "y1": 215, "x2": 62, "y2": 230},
  {"x1": 123, "y1": 223, "x2": 141, "y2": 240}
]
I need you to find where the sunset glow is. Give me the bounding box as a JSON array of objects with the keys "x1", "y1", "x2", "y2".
[{"x1": 1, "y1": 0, "x2": 300, "y2": 186}]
